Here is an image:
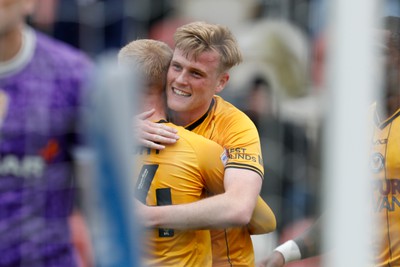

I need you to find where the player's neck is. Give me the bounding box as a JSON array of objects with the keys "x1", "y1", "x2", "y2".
[
  {"x1": 144, "y1": 94, "x2": 167, "y2": 122},
  {"x1": 0, "y1": 25, "x2": 23, "y2": 62},
  {"x1": 168, "y1": 112, "x2": 193, "y2": 127},
  {"x1": 168, "y1": 104, "x2": 210, "y2": 127}
]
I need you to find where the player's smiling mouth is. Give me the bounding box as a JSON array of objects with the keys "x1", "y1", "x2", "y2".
[{"x1": 172, "y1": 88, "x2": 191, "y2": 97}]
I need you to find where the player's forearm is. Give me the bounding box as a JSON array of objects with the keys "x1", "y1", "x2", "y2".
[
  {"x1": 144, "y1": 191, "x2": 257, "y2": 229},
  {"x1": 294, "y1": 214, "x2": 324, "y2": 258},
  {"x1": 273, "y1": 215, "x2": 324, "y2": 264},
  {"x1": 140, "y1": 168, "x2": 262, "y2": 229}
]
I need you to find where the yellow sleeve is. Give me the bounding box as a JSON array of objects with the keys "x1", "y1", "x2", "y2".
[
  {"x1": 247, "y1": 196, "x2": 276, "y2": 235},
  {"x1": 192, "y1": 97, "x2": 264, "y2": 179},
  {"x1": 188, "y1": 131, "x2": 226, "y2": 195}
]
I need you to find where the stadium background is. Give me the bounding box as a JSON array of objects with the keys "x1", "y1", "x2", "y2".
[{"x1": 27, "y1": 0, "x2": 400, "y2": 266}]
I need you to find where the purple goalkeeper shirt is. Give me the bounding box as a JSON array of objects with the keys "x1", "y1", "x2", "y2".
[{"x1": 0, "y1": 27, "x2": 92, "y2": 267}]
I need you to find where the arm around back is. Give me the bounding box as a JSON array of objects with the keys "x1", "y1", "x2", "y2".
[
  {"x1": 138, "y1": 168, "x2": 262, "y2": 229},
  {"x1": 248, "y1": 196, "x2": 276, "y2": 235}
]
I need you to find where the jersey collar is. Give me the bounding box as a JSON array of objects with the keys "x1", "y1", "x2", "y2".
[
  {"x1": 0, "y1": 26, "x2": 36, "y2": 78},
  {"x1": 185, "y1": 98, "x2": 215, "y2": 131}
]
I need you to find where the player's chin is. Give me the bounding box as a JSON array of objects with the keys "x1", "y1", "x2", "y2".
[
  {"x1": 167, "y1": 101, "x2": 188, "y2": 113},
  {"x1": 167, "y1": 97, "x2": 189, "y2": 111}
]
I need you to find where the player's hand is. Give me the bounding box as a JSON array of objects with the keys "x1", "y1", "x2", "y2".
[
  {"x1": 134, "y1": 109, "x2": 179, "y2": 150},
  {"x1": 256, "y1": 251, "x2": 285, "y2": 267}
]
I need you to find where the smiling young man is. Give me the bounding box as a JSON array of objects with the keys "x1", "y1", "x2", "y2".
[
  {"x1": 138, "y1": 21, "x2": 268, "y2": 267},
  {"x1": 120, "y1": 38, "x2": 227, "y2": 267},
  {"x1": 123, "y1": 37, "x2": 276, "y2": 266}
]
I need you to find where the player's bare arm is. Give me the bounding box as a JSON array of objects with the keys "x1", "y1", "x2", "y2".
[
  {"x1": 256, "y1": 214, "x2": 324, "y2": 267},
  {"x1": 134, "y1": 109, "x2": 179, "y2": 150},
  {"x1": 293, "y1": 214, "x2": 324, "y2": 258},
  {"x1": 136, "y1": 168, "x2": 262, "y2": 229}
]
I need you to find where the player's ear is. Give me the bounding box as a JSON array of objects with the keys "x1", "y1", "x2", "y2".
[{"x1": 215, "y1": 72, "x2": 229, "y2": 94}]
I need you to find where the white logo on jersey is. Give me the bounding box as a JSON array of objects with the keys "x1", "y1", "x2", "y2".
[
  {"x1": 370, "y1": 153, "x2": 384, "y2": 173},
  {"x1": 0, "y1": 155, "x2": 45, "y2": 178},
  {"x1": 220, "y1": 149, "x2": 228, "y2": 166}
]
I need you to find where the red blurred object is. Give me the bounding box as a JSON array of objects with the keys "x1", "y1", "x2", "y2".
[
  {"x1": 69, "y1": 210, "x2": 94, "y2": 267},
  {"x1": 149, "y1": 18, "x2": 192, "y2": 48}
]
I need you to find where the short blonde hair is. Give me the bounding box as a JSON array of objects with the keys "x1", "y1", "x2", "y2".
[
  {"x1": 174, "y1": 21, "x2": 243, "y2": 72},
  {"x1": 118, "y1": 39, "x2": 173, "y2": 84}
]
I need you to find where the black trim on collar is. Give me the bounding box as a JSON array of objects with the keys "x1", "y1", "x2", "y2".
[
  {"x1": 185, "y1": 98, "x2": 215, "y2": 131},
  {"x1": 379, "y1": 110, "x2": 400, "y2": 129}
]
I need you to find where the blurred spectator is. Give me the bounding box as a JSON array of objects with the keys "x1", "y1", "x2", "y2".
[
  {"x1": 31, "y1": 0, "x2": 129, "y2": 57},
  {"x1": 242, "y1": 75, "x2": 315, "y2": 235},
  {"x1": 227, "y1": 18, "x2": 321, "y2": 237},
  {"x1": 31, "y1": 0, "x2": 174, "y2": 57}
]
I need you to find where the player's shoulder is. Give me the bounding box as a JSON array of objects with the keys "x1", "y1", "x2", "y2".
[
  {"x1": 214, "y1": 95, "x2": 250, "y2": 117},
  {"x1": 212, "y1": 95, "x2": 256, "y2": 126}
]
